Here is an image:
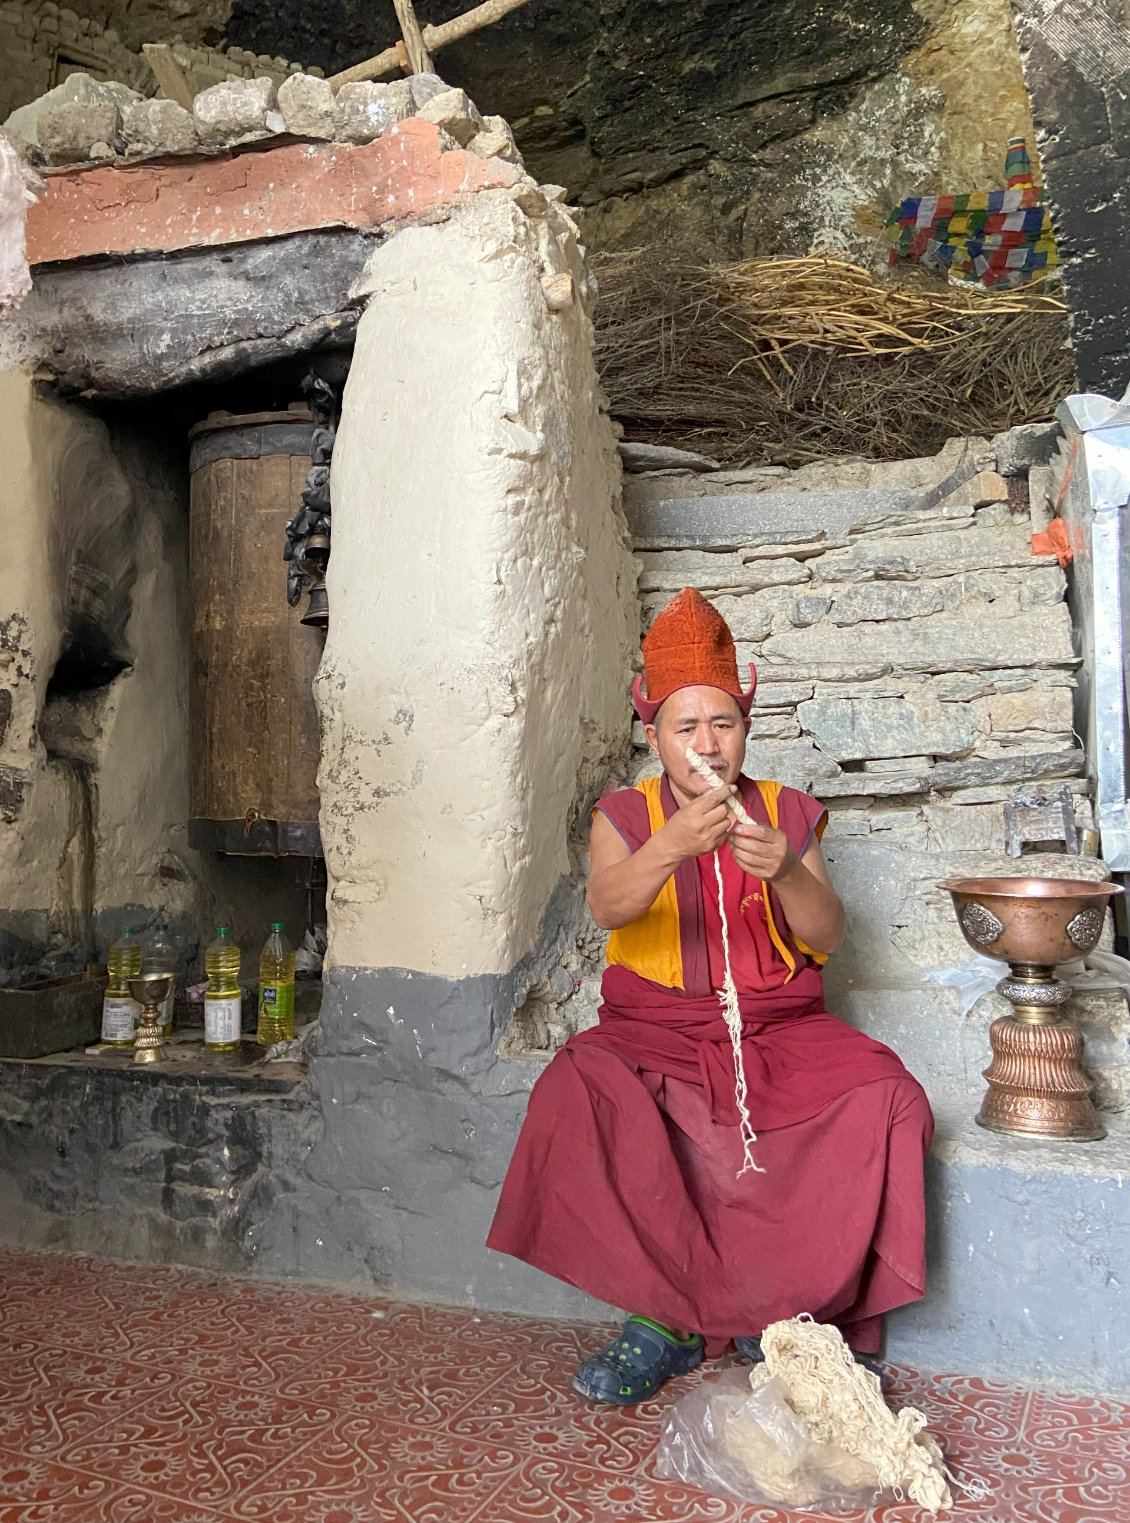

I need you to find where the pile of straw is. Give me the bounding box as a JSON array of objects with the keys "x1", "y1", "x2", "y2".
[{"x1": 593, "y1": 251, "x2": 1075, "y2": 466}]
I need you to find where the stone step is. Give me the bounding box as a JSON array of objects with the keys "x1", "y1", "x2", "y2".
[{"x1": 888, "y1": 1099, "x2": 1130, "y2": 1392}]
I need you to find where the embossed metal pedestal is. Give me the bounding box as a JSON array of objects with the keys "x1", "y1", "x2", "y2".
[
  {"x1": 939, "y1": 877, "x2": 1124, "y2": 1141},
  {"x1": 128, "y1": 974, "x2": 172, "y2": 1066}
]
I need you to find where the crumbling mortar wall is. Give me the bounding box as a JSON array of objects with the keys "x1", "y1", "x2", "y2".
[
  {"x1": 318, "y1": 186, "x2": 635, "y2": 982},
  {"x1": 0, "y1": 375, "x2": 201, "y2": 980}
]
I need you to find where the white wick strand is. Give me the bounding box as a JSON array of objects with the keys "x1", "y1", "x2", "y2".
[
  {"x1": 686, "y1": 747, "x2": 765, "y2": 1177},
  {"x1": 685, "y1": 746, "x2": 757, "y2": 826}
]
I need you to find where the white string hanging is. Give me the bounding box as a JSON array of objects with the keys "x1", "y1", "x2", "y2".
[{"x1": 686, "y1": 747, "x2": 765, "y2": 1176}]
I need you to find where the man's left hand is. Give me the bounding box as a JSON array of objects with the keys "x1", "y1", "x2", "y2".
[{"x1": 727, "y1": 822, "x2": 799, "y2": 883}]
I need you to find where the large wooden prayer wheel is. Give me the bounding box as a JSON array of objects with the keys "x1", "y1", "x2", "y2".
[{"x1": 188, "y1": 408, "x2": 323, "y2": 855}]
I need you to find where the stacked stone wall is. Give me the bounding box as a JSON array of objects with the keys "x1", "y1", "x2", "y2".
[
  {"x1": 626, "y1": 433, "x2": 1083, "y2": 845},
  {"x1": 507, "y1": 425, "x2": 1126, "y2": 1096},
  {"x1": 599, "y1": 425, "x2": 1130, "y2": 1115},
  {"x1": 0, "y1": 0, "x2": 308, "y2": 126}
]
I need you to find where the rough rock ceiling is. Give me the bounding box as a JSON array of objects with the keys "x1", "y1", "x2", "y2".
[
  {"x1": 225, "y1": 0, "x2": 927, "y2": 253},
  {"x1": 58, "y1": 0, "x2": 1036, "y2": 264},
  {"x1": 63, "y1": 0, "x2": 929, "y2": 255}
]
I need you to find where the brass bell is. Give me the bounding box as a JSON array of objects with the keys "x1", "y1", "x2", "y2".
[
  {"x1": 298, "y1": 534, "x2": 330, "y2": 628},
  {"x1": 301, "y1": 579, "x2": 329, "y2": 627}
]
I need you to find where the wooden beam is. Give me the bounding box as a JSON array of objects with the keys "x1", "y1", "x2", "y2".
[
  {"x1": 391, "y1": 0, "x2": 434, "y2": 74},
  {"x1": 433, "y1": 0, "x2": 534, "y2": 46},
  {"x1": 141, "y1": 43, "x2": 196, "y2": 111},
  {"x1": 330, "y1": 0, "x2": 533, "y2": 87}
]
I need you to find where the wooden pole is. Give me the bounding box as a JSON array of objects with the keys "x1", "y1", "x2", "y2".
[
  {"x1": 142, "y1": 43, "x2": 196, "y2": 111},
  {"x1": 391, "y1": 0, "x2": 434, "y2": 73},
  {"x1": 330, "y1": 0, "x2": 533, "y2": 87}
]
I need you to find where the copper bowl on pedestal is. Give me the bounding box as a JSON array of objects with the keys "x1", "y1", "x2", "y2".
[
  {"x1": 938, "y1": 876, "x2": 1123, "y2": 1142},
  {"x1": 127, "y1": 972, "x2": 173, "y2": 1066},
  {"x1": 941, "y1": 876, "x2": 1122, "y2": 968}
]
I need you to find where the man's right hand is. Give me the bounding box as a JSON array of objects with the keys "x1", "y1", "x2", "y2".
[
  {"x1": 660, "y1": 787, "x2": 735, "y2": 861},
  {"x1": 588, "y1": 788, "x2": 737, "y2": 930}
]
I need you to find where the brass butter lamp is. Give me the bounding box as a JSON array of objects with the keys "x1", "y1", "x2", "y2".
[
  {"x1": 939, "y1": 876, "x2": 1123, "y2": 1141},
  {"x1": 128, "y1": 972, "x2": 173, "y2": 1065}
]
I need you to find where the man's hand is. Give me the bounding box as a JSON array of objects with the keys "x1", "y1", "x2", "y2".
[
  {"x1": 727, "y1": 821, "x2": 799, "y2": 883},
  {"x1": 660, "y1": 787, "x2": 736, "y2": 861}
]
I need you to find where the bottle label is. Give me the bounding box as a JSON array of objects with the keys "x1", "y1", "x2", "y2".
[
  {"x1": 258, "y1": 983, "x2": 295, "y2": 1016},
  {"x1": 205, "y1": 995, "x2": 241, "y2": 1045},
  {"x1": 102, "y1": 996, "x2": 140, "y2": 1042},
  {"x1": 159, "y1": 992, "x2": 174, "y2": 1033}
]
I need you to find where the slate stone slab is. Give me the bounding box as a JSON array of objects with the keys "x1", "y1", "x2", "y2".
[
  {"x1": 762, "y1": 606, "x2": 1076, "y2": 674},
  {"x1": 626, "y1": 488, "x2": 927, "y2": 548},
  {"x1": 932, "y1": 749, "x2": 1087, "y2": 791},
  {"x1": 5, "y1": 228, "x2": 376, "y2": 396},
  {"x1": 798, "y1": 695, "x2": 977, "y2": 763},
  {"x1": 818, "y1": 769, "x2": 932, "y2": 798},
  {"x1": 617, "y1": 441, "x2": 721, "y2": 473}
]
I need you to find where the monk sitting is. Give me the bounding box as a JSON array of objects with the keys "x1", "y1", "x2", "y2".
[{"x1": 488, "y1": 588, "x2": 934, "y2": 1405}]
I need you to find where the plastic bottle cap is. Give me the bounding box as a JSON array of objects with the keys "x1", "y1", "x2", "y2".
[
  {"x1": 122, "y1": 926, "x2": 135, "y2": 935},
  {"x1": 271, "y1": 921, "x2": 284, "y2": 931},
  {"x1": 216, "y1": 924, "x2": 231, "y2": 935}
]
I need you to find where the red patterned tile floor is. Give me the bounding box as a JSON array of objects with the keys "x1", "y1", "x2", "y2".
[{"x1": 0, "y1": 1247, "x2": 1127, "y2": 1522}]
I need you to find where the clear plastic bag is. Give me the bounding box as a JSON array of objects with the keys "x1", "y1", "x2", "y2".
[
  {"x1": 0, "y1": 130, "x2": 42, "y2": 312},
  {"x1": 922, "y1": 955, "x2": 1001, "y2": 1015},
  {"x1": 925, "y1": 949, "x2": 1130, "y2": 1015},
  {"x1": 656, "y1": 1368, "x2": 891, "y2": 1513},
  {"x1": 294, "y1": 922, "x2": 327, "y2": 976}
]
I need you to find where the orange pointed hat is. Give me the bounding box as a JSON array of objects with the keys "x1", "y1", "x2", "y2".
[{"x1": 632, "y1": 587, "x2": 756, "y2": 724}]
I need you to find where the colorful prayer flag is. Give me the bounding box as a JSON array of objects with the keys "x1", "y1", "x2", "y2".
[{"x1": 883, "y1": 136, "x2": 1058, "y2": 287}]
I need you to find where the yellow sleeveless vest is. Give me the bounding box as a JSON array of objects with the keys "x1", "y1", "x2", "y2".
[{"x1": 603, "y1": 776, "x2": 820, "y2": 991}]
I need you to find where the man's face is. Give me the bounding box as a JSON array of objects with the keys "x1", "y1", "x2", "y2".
[{"x1": 645, "y1": 686, "x2": 748, "y2": 804}]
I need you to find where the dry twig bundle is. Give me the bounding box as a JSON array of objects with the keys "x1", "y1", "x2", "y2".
[{"x1": 593, "y1": 250, "x2": 1075, "y2": 466}]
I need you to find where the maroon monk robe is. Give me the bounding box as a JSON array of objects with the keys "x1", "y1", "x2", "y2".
[{"x1": 487, "y1": 774, "x2": 934, "y2": 1356}]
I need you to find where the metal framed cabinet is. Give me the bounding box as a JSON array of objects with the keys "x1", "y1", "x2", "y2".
[{"x1": 1055, "y1": 392, "x2": 1130, "y2": 870}]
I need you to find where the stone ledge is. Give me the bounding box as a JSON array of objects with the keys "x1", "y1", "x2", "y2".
[
  {"x1": 25, "y1": 121, "x2": 522, "y2": 266},
  {"x1": 1, "y1": 1035, "x2": 306, "y2": 1093},
  {"x1": 888, "y1": 1099, "x2": 1130, "y2": 1392}
]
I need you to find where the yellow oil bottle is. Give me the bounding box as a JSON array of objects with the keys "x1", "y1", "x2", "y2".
[
  {"x1": 101, "y1": 927, "x2": 142, "y2": 1047},
  {"x1": 204, "y1": 924, "x2": 242, "y2": 1052},
  {"x1": 257, "y1": 922, "x2": 296, "y2": 1046}
]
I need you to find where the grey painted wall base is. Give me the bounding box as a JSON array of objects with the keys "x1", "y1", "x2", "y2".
[
  {"x1": 1, "y1": 959, "x2": 1128, "y2": 1393},
  {"x1": 887, "y1": 1103, "x2": 1130, "y2": 1395},
  {"x1": 269, "y1": 946, "x2": 620, "y2": 1325}
]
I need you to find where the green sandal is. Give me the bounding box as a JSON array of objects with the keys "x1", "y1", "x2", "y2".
[{"x1": 573, "y1": 1316, "x2": 704, "y2": 1406}]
